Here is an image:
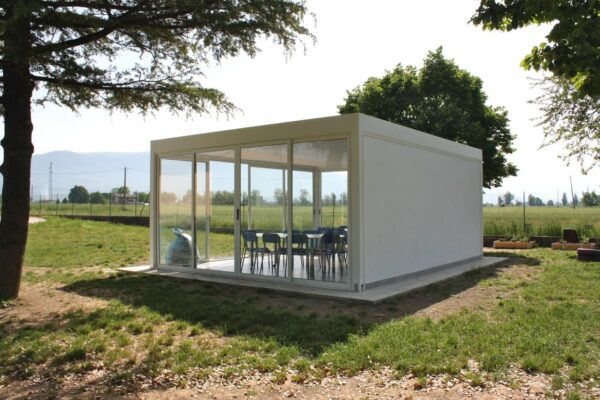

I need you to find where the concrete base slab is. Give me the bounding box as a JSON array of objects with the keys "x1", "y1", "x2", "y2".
[{"x1": 119, "y1": 256, "x2": 507, "y2": 303}]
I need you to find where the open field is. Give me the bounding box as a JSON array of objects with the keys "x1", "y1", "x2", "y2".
[
  {"x1": 484, "y1": 206, "x2": 600, "y2": 237},
  {"x1": 32, "y1": 201, "x2": 600, "y2": 239},
  {"x1": 1, "y1": 217, "x2": 599, "y2": 398},
  {"x1": 30, "y1": 202, "x2": 348, "y2": 229},
  {"x1": 30, "y1": 201, "x2": 151, "y2": 217}
]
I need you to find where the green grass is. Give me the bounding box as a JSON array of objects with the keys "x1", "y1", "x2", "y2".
[
  {"x1": 321, "y1": 251, "x2": 600, "y2": 377},
  {"x1": 2, "y1": 217, "x2": 600, "y2": 391},
  {"x1": 23, "y1": 217, "x2": 148, "y2": 283},
  {"x1": 484, "y1": 206, "x2": 600, "y2": 237}
]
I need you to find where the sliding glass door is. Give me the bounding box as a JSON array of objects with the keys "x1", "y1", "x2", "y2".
[
  {"x1": 195, "y1": 150, "x2": 236, "y2": 272},
  {"x1": 292, "y1": 139, "x2": 349, "y2": 283},
  {"x1": 240, "y1": 144, "x2": 288, "y2": 277},
  {"x1": 157, "y1": 137, "x2": 349, "y2": 287}
]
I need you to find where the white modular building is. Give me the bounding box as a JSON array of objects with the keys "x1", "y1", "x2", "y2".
[{"x1": 150, "y1": 113, "x2": 484, "y2": 295}]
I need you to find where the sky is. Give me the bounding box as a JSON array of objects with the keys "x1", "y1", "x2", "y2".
[{"x1": 19, "y1": 0, "x2": 600, "y2": 203}]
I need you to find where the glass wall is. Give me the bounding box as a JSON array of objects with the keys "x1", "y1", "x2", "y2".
[
  {"x1": 292, "y1": 170, "x2": 314, "y2": 230},
  {"x1": 156, "y1": 137, "x2": 349, "y2": 286},
  {"x1": 159, "y1": 156, "x2": 194, "y2": 267},
  {"x1": 292, "y1": 139, "x2": 349, "y2": 283},
  {"x1": 321, "y1": 171, "x2": 348, "y2": 227},
  {"x1": 240, "y1": 144, "x2": 288, "y2": 276},
  {"x1": 195, "y1": 149, "x2": 235, "y2": 272}
]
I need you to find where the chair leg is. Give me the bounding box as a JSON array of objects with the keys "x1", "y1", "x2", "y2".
[{"x1": 241, "y1": 247, "x2": 246, "y2": 271}]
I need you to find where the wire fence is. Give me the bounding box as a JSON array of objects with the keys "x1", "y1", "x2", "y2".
[
  {"x1": 484, "y1": 190, "x2": 600, "y2": 238},
  {"x1": 29, "y1": 197, "x2": 150, "y2": 217},
  {"x1": 21, "y1": 174, "x2": 600, "y2": 238}
]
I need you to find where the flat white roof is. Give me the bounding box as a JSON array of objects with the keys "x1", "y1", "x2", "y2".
[{"x1": 151, "y1": 113, "x2": 482, "y2": 162}]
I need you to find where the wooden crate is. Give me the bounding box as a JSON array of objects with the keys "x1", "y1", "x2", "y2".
[
  {"x1": 493, "y1": 240, "x2": 536, "y2": 249},
  {"x1": 551, "y1": 242, "x2": 598, "y2": 251}
]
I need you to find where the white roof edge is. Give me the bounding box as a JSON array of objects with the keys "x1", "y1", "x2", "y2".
[
  {"x1": 151, "y1": 113, "x2": 482, "y2": 162},
  {"x1": 358, "y1": 114, "x2": 483, "y2": 161},
  {"x1": 151, "y1": 113, "x2": 359, "y2": 148}
]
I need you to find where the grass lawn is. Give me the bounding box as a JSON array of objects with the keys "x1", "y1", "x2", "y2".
[{"x1": 1, "y1": 217, "x2": 599, "y2": 398}]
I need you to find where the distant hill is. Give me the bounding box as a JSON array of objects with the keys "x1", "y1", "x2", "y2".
[{"x1": 24, "y1": 151, "x2": 150, "y2": 201}]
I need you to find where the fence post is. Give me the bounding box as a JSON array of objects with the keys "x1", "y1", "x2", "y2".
[
  {"x1": 109, "y1": 194, "x2": 112, "y2": 216},
  {"x1": 523, "y1": 192, "x2": 526, "y2": 236},
  {"x1": 39, "y1": 195, "x2": 42, "y2": 216},
  {"x1": 56, "y1": 195, "x2": 59, "y2": 216}
]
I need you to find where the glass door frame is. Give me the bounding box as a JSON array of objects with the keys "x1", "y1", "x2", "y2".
[
  {"x1": 156, "y1": 134, "x2": 351, "y2": 291},
  {"x1": 239, "y1": 139, "x2": 290, "y2": 280}
]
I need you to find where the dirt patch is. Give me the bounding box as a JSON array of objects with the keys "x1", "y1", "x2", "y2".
[
  {"x1": 2, "y1": 364, "x2": 597, "y2": 399},
  {"x1": 0, "y1": 282, "x2": 107, "y2": 332}
]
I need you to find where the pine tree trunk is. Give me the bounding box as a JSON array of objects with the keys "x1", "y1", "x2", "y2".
[{"x1": 0, "y1": 6, "x2": 34, "y2": 300}]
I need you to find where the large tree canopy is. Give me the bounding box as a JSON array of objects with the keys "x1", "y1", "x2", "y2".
[
  {"x1": 471, "y1": 0, "x2": 600, "y2": 98},
  {"x1": 0, "y1": 0, "x2": 312, "y2": 300},
  {"x1": 338, "y1": 48, "x2": 517, "y2": 188},
  {"x1": 471, "y1": 0, "x2": 600, "y2": 172},
  {"x1": 533, "y1": 76, "x2": 600, "y2": 172}
]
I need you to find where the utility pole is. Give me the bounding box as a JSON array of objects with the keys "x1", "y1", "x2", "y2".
[
  {"x1": 570, "y1": 176, "x2": 576, "y2": 209},
  {"x1": 523, "y1": 192, "x2": 526, "y2": 235},
  {"x1": 48, "y1": 162, "x2": 53, "y2": 201},
  {"x1": 122, "y1": 167, "x2": 127, "y2": 207}
]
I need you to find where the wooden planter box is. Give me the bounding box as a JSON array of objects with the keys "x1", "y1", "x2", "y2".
[
  {"x1": 493, "y1": 240, "x2": 536, "y2": 249},
  {"x1": 552, "y1": 242, "x2": 598, "y2": 251}
]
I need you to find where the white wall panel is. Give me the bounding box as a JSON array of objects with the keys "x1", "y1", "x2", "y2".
[{"x1": 361, "y1": 133, "x2": 482, "y2": 285}]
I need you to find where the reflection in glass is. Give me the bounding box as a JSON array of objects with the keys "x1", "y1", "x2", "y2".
[
  {"x1": 196, "y1": 149, "x2": 235, "y2": 272},
  {"x1": 292, "y1": 139, "x2": 348, "y2": 283},
  {"x1": 240, "y1": 144, "x2": 288, "y2": 276},
  {"x1": 159, "y1": 157, "x2": 194, "y2": 267}
]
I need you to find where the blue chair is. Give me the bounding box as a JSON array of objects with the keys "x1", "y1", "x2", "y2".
[
  {"x1": 262, "y1": 233, "x2": 284, "y2": 274},
  {"x1": 241, "y1": 231, "x2": 266, "y2": 272}
]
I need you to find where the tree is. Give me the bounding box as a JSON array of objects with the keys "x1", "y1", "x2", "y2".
[
  {"x1": 90, "y1": 191, "x2": 106, "y2": 205},
  {"x1": 581, "y1": 191, "x2": 600, "y2": 207},
  {"x1": 497, "y1": 196, "x2": 504, "y2": 207},
  {"x1": 471, "y1": 0, "x2": 599, "y2": 98},
  {"x1": 573, "y1": 194, "x2": 580, "y2": 207},
  {"x1": 547, "y1": 200, "x2": 554, "y2": 207},
  {"x1": 273, "y1": 188, "x2": 285, "y2": 205},
  {"x1": 528, "y1": 194, "x2": 544, "y2": 206},
  {"x1": 532, "y1": 76, "x2": 600, "y2": 172},
  {"x1": 137, "y1": 192, "x2": 149, "y2": 203},
  {"x1": 503, "y1": 191, "x2": 514, "y2": 206},
  {"x1": 297, "y1": 189, "x2": 311, "y2": 206},
  {"x1": 68, "y1": 185, "x2": 90, "y2": 204},
  {"x1": 112, "y1": 186, "x2": 130, "y2": 195},
  {"x1": 0, "y1": 1, "x2": 312, "y2": 300},
  {"x1": 338, "y1": 48, "x2": 517, "y2": 188},
  {"x1": 471, "y1": 1, "x2": 600, "y2": 171},
  {"x1": 562, "y1": 192, "x2": 569, "y2": 207},
  {"x1": 213, "y1": 190, "x2": 234, "y2": 206}
]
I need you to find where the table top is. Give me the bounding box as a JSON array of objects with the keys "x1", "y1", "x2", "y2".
[{"x1": 256, "y1": 232, "x2": 288, "y2": 239}]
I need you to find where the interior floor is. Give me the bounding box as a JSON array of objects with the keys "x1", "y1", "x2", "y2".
[{"x1": 195, "y1": 256, "x2": 348, "y2": 283}]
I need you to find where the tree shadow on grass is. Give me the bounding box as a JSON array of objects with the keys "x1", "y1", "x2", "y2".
[{"x1": 62, "y1": 253, "x2": 540, "y2": 357}]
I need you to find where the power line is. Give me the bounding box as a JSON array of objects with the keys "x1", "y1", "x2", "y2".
[{"x1": 31, "y1": 168, "x2": 123, "y2": 176}]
